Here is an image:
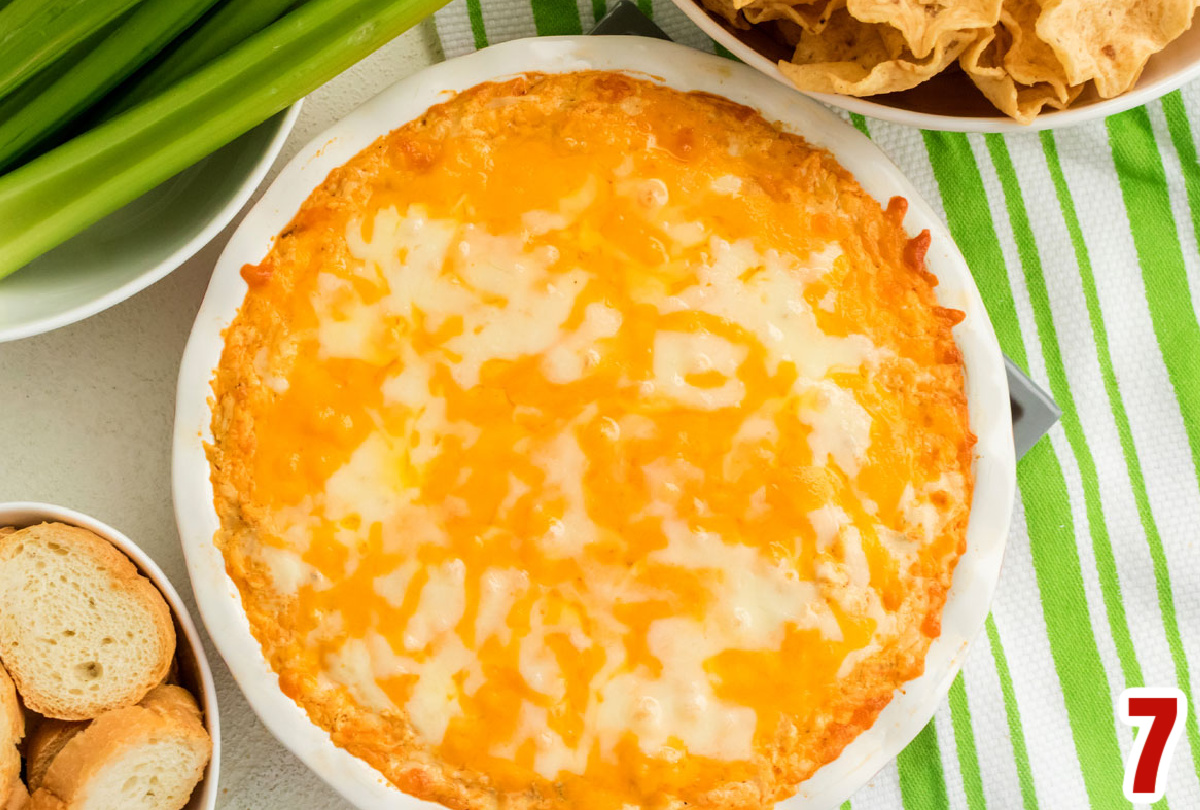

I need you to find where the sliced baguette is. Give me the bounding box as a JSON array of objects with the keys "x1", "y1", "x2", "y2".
[
  {"x1": 3, "y1": 779, "x2": 28, "y2": 810},
  {"x1": 0, "y1": 524, "x2": 175, "y2": 720},
  {"x1": 24, "y1": 720, "x2": 87, "y2": 793},
  {"x1": 29, "y1": 685, "x2": 210, "y2": 810},
  {"x1": 0, "y1": 747, "x2": 16, "y2": 810},
  {"x1": 0, "y1": 662, "x2": 23, "y2": 805},
  {"x1": 0, "y1": 661, "x2": 21, "y2": 745}
]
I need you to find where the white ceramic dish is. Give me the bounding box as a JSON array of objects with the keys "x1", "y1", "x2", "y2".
[
  {"x1": 0, "y1": 502, "x2": 219, "y2": 810},
  {"x1": 672, "y1": 0, "x2": 1200, "y2": 133},
  {"x1": 0, "y1": 103, "x2": 301, "y2": 343},
  {"x1": 173, "y1": 36, "x2": 1016, "y2": 809}
]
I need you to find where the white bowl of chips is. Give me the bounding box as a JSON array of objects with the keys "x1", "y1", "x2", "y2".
[{"x1": 674, "y1": 0, "x2": 1200, "y2": 130}]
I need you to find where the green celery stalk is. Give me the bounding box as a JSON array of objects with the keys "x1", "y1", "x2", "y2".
[
  {"x1": 0, "y1": 0, "x2": 223, "y2": 172},
  {"x1": 0, "y1": 15, "x2": 123, "y2": 124},
  {"x1": 104, "y1": 0, "x2": 305, "y2": 117},
  {"x1": 0, "y1": 0, "x2": 449, "y2": 279},
  {"x1": 0, "y1": 0, "x2": 148, "y2": 101}
]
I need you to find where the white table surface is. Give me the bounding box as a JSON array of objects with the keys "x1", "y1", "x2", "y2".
[{"x1": 0, "y1": 21, "x2": 445, "y2": 810}]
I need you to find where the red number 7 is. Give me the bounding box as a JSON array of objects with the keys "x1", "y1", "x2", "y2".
[{"x1": 1118, "y1": 688, "x2": 1188, "y2": 802}]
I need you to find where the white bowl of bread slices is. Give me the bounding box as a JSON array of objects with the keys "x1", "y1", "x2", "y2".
[{"x1": 0, "y1": 504, "x2": 216, "y2": 810}]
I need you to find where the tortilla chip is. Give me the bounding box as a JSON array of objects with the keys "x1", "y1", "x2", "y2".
[
  {"x1": 701, "y1": 0, "x2": 754, "y2": 29},
  {"x1": 1036, "y1": 0, "x2": 1196, "y2": 97},
  {"x1": 961, "y1": 37, "x2": 1080, "y2": 123},
  {"x1": 712, "y1": 0, "x2": 1198, "y2": 121},
  {"x1": 743, "y1": 0, "x2": 847, "y2": 34},
  {"x1": 778, "y1": 7, "x2": 972, "y2": 95},
  {"x1": 847, "y1": 0, "x2": 1003, "y2": 58},
  {"x1": 960, "y1": 0, "x2": 1081, "y2": 123},
  {"x1": 996, "y1": 0, "x2": 1074, "y2": 90},
  {"x1": 701, "y1": 0, "x2": 844, "y2": 33}
]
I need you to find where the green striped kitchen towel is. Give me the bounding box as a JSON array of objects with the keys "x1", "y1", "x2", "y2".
[{"x1": 432, "y1": 2, "x2": 1200, "y2": 807}]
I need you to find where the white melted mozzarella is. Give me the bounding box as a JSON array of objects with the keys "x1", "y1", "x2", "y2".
[
  {"x1": 323, "y1": 431, "x2": 412, "y2": 527},
  {"x1": 529, "y1": 427, "x2": 597, "y2": 557},
  {"x1": 651, "y1": 331, "x2": 747, "y2": 410},
  {"x1": 598, "y1": 621, "x2": 759, "y2": 762},
  {"x1": 375, "y1": 560, "x2": 420, "y2": 608},
  {"x1": 808, "y1": 504, "x2": 851, "y2": 554},
  {"x1": 802, "y1": 380, "x2": 874, "y2": 476},
  {"x1": 493, "y1": 702, "x2": 588, "y2": 778},
  {"x1": 403, "y1": 560, "x2": 466, "y2": 652},
  {"x1": 900, "y1": 472, "x2": 966, "y2": 543},
  {"x1": 650, "y1": 520, "x2": 841, "y2": 645},
  {"x1": 541, "y1": 302, "x2": 623, "y2": 384},
  {"x1": 259, "y1": 544, "x2": 322, "y2": 594},
  {"x1": 662, "y1": 238, "x2": 878, "y2": 379},
  {"x1": 517, "y1": 600, "x2": 568, "y2": 701},
  {"x1": 475, "y1": 568, "x2": 529, "y2": 646}
]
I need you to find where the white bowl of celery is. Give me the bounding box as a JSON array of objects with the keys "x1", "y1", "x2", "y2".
[{"x1": 0, "y1": 0, "x2": 446, "y2": 342}]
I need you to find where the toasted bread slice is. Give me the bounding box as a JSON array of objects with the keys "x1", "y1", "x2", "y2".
[
  {"x1": 24, "y1": 721, "x2": 87, "y2": 793},
  {"x1": 3, "y1": 779, "x2": 28, "y2": 810},
  {"x1": 0, "y1": 662, "x2": 23, "y2": 805},
  {"x1": 0, "y1": 661, "x2": 21, "y2": 744},
  {"x1": 26, "y1": 791, "x2": 58, "y2": 810},
  {"x1": 0, "y1": 524, "x2": 175, "y2": 720},
  {"x1": 0, "y1": 747, "x2": 16, "y2": 810},
  {"x1": 30, "y1": 685, "x2": 210, "y2": 810}
]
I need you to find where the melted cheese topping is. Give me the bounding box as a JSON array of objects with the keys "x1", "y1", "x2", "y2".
[{"x1": 211, "y1": 71, "x2": 974, "y2": 810}]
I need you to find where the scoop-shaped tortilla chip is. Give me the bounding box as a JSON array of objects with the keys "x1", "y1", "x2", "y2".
[
  {"x1": 960, "y1": 0, "x2": 1081, "y2": 123},
  {"x1": 700, "y1": 0, "x2": 844, "y2": 33},
  {"x1": 778, "y1": 7, "x2": 971, "y2": 95},
  {"x1": 743, "y1": 0, "x2": 847, "y2": 34},
  {"x1": 702, "y1": 0, "x2": 754, "y2": 29},
  {"x1": 847, "y1": 0, "x2": 1002, "y2": 58},
  {"x1": 1036, "y1": 0, "x2": 1195, "y2": 97},
  {"x1": 712, "y1": 0, "x2": 1197, "y2": 122},
  {"x1": 996, "y1": 0, "x2": 1074, "y2": 90}
]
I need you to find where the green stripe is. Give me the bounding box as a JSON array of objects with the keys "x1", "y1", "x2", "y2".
[
  {"x1": 531, "y1": 0, "x2": 582, "y2": 35},
  {"x1": 465, "y1": 0, "x2": 487, "y2": 49},
  {"x1": 948, "y1": 674, "x2": 987, "y2": 810},
  {"x1": 841, "y1": 802, "x2": 852, "y2": 810},
  {"x1": 638, "y1": 0, "x2": 653, "y2": 17},
  {"x1": 985, "y1": 617, "x2": 1039, "y2": 810},
  {"x1": 921, "y1": 133, "x2": 1026, "y2": 369},
  {"x1": 850, "y1": 113, "x2": 870, "y2": 136},
  {"x1": 984, "y1": 131, "x2": 1149, "y2": 690},
  {"x1": 1108, "y1": 108, "x2": 1200, "y2": 512},
  {"x1": 712, "y1": 41, "x2": 737, "y2": 60},
  {"x1": 1044, "y1": 123, "x2": 1200, "y2": 789},
  {"x1": 592, "y1": 0, "x2": 607, "y2": 23},
  {"x1": 1161, "y1": 92, "x2": 1200, "y2": 259},
  {"x1": 924, "y1": 130, "x2": 1126, "y2": 808},
  {"x1": 897, "y1": 721, "x2": 951, "y2": 809}
]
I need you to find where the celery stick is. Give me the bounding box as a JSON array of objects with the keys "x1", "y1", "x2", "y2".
[
  {"x1": 0, "y1": 0, "x2": 147, "y2": 101},
  {"x1": 0, "y1": 0, "x2": 449, "y2": 279},
  {"x1": 0, "y1": 15, "x2": 122, "y2": 126},
  {"x1": 105, "y1": 0, "x2": 305, "y2": 117},
  {"x1": 0, "y1": 0, "x2": 222, "y2": 171}
]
